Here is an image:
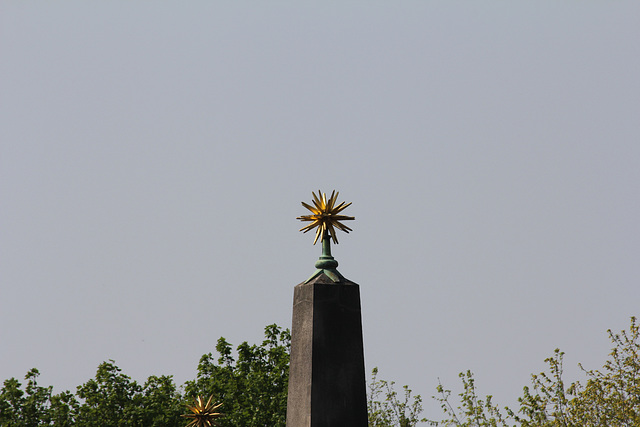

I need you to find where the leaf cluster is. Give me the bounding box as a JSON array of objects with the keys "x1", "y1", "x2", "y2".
[{"x1": 367, "y1": 367, "x2": 428, "y2": 427}]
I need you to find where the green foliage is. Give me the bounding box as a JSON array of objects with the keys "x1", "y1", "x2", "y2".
[
  {"x1": 368, "y1": 367, "x2": 427, "y2": 427},
  {"x1": 74, "y1": 361, "x2": 184, "y2": 426},
  {"x1": 0, "y1": 364, "x2": 182, "y2": 427},
  {"x1": 184, "y1": 324, "x2": 291, "y2": 427},
  {"x1": 75, "y1": 360, "x2": 142, "y2": 425},
  {"x1": 0, "y1": 377, "x2": 27, "y2": 425},
  {"x1": 0, "y1": 326, "x2": 290, "y2": 427},
  {"x1": 3, "y1": 318, "x2": 637, "y2": 426},
  {"x1": 0, "y1": 369, "x2": 55, "y2": 427},
  {"x1": 515, "y1": 316, "x2": 640, "y2": 426},
  {"x1": 0, "y1": 368, "x2": 79, "y2": 427},
  {"x1": 47, "y1": 390, "x2": 77, "y2": 427},
  {"x1": 430, "y1": 316, "x2": 640, "y2": 427},
  {"x1": 139, "y1": 375, "x2": 184, "y2": 426},
  {"x1": 430, "y1": 371, "x2": 509, "y2": 427}
]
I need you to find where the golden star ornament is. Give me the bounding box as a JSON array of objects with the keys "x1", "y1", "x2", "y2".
[
  {"x1": 297, "y1": 190, "x2": 355, "y2": 245},
  {"x1": 182, "y1": 396, "x2": 223, "y2": 427}
]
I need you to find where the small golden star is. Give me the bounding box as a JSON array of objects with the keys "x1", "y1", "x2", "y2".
[
  {"x1": 182, "y1": 396, "x2": 223, "y2": 427},
  {"x1": 297, "y1": 190, "x2": 355, "y2": 245}
]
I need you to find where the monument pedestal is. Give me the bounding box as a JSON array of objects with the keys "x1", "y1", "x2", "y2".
[{"x1": 286, "y1": 273, "x2": 368, "y2": 427}]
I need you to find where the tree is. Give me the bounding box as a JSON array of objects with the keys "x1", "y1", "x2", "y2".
[
  {"x1": 0, "y1": 377, "x2": 27, "y2": 426},
  {"x1": 516, "y1": 316, "x2": 640, "y2": 426},
  {"x1": 0, "y1": 368, "x2": 56, "y2": 427},
  {"x1": 184, "y1": 324, "x2": 291, "y2": 427},
  {"x1": 0, "y1": 363, "x2": 184, "y2": 426},
  {"x1": 430, "y1": 316, "x2": 640, "y2": 427},
  {"x1": 74, "y1": 360, "x2": 143, "y2": 426},
  {"x1": 74, "y1": 361, "x2": 183, "y2": 426},
  {"x1": 430, "y1": 370, "x2": 510, "y2": 427},
  {"x1": 368, "y1": 367, "x2": 428, "y2": 427},
  {"x1": 138, "y1": 375, "x2": 184, "y2": 426}
]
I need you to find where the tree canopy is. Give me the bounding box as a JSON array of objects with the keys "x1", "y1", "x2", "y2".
[
  {"x1": 0, "y1": 325, "x2": 291, "y2": 427},
  {"x1": 430, "y1": 316, "x2": 640, "y2": 426},
  {"x1": 1, "y1": 318, "x2": 639, "y2": 426}
]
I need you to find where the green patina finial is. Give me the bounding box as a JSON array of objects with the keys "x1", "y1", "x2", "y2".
[{"x1": 297, "y1": 190, "x2": 355, "y2": 283}]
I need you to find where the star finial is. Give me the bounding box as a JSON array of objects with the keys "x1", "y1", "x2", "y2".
[
  {"x1": 297, "y1": 190, "x2": 355, "y2": 245},
  {"x1": 182, "y1": 396, "x2": 223, "y2": 427}
]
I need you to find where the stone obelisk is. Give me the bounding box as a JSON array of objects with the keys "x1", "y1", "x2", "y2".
[{"x1": 287, "y1": 191, "x2": 368, "y2": 427}]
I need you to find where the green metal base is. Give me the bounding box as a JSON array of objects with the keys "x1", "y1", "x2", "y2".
[
  {"x1": 305, "y1": 234, "x2": 346, "y2": 283},
  {"x1": 305, "y1": 267, "x2": 345, "y2": 283}
]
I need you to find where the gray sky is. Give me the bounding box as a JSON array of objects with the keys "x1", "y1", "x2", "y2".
[{"x1": 2, "y1": 1, "x2": 639, "y2": 417}]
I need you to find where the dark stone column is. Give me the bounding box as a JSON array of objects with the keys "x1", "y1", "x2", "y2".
[{"x1": 286, "y1": 273, "x2": 368, "y2": 427}]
